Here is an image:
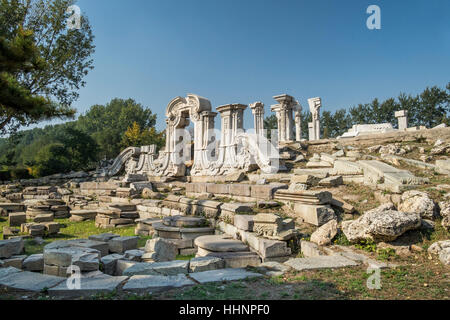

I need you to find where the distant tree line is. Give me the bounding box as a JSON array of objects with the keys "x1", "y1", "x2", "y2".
[
  {"x1": 264, "y1": 83, "x2": 450, "y2": 139},
  {"x1": 0, "y1": 98, "x2": 165, "y2": 179}
]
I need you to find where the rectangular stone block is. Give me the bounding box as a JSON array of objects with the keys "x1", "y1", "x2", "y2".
[
  {"x1": 294, "y1": 203, "x2": 336, "y2": 227},
  {"x1": 251, "y1": 184, "x2": 288, "y2": 200},
  {"x1": 8, "y1": 212, "x2": 26, "y2": 227},
  {"x1": 234, "y1": 215, "x2": 254, "y2": 231},
  {"x1": 206, "y1": 183, "x2": 230, "y2": 195},
  {"x1": 229, "y1": 184, "x2": 251, "y2": 197}
]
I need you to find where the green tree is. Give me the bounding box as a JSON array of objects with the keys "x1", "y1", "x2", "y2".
[
  {"x1": 121, "y1": 122, "x2": 165, "y2": 150},
  {"x1": 33, "y1": 142, "x2": 70, "y2": 176},
  {"x1": 0, "y1": 0, "x2": 94, "y2": 132},
  {"x1": 77, "y1": 98, "x2": 158, "y2": 159},
  {"x1": 263, "y1": 114, "x2": 277, "y2": 140}
]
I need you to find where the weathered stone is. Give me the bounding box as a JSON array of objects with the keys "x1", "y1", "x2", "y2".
[
  {"x1": 101, "y1": 254, "x2": 125, "y2": 275},
  {"x1": 123, "y1": 274, "x2": 194, "y2": 292},
  {"x1": 108, "y1": 236, "x2": 139, "y2": 254},
  {"x1": 2, "y1": 255, "x2": 26, "y2": 269},
  {"x1": 144, "y1": 238, "x2": 178, "y2": 262},
  {"x1": 0, "y1": 237, "x2": 24, "y2": 259},
  {"x1": 310, "y1": 220, "x2": 338, "y2": 246},
  {"x1": 123, "y1": 260, "x2": 190, "y2": 276},
  {"x1": 428, "y1": 240, "x2": 450, "y2": 266},
  {"x1": 256, "y1": 261, "x2": 292, "y2": 276},
  {"x1": 189, "y1": 256, "x2": 225, "y2": 273},
  {"x1": 342, "y1": 203, "x2": 421, "y2": 243},
  {"x1": 189, "y1": 268, "x2": 263, "y2": 284},
  {"x1": 88, "y1": 233, "x2": 120, "y2": 243},
  {"x1": 194, "y1": 235, "x2": 249, "y2": 252},
  {"x1": 294, "y1": 203, "x2": 336, "y2": 227},
  {"x1": 44, "y1": 247, "x2": 100, "y2": 271},
  {"x1": 399, "y1": 190, "x2": 438, "y2": 220},
  {"x1": 33, "y1": 213, "x2": 54, "y2": 223},
  {"x1": 288, "y1": 183, "x2": 308, "y2": 192},
  {"x1": 115, "y1": 259, "x2": 138, "y2": 276},
  {"x1": 48, "y1": 274, "x2": 128, "y2": 298},
  {"x1": 0, "y1": 269, "x2": 64, "y2": 292},
  {"x1": 234, "y1": 215, "x2": 254, "y2": 231},
  {"x1": 124, "y1": 249, "x2": 145, "y2": 262},
  {"x1": 8, "y1": 212, "x2": 26, "y2": 227},
  {"x1": 319, "y1": 176, "x2": 343, "y2": 187},
  {"x1": 23, "y1": 254, "x2": 44, "y2": 272},
  {"x1": 284, "y1": 255, "x2": 359, "y2": 271},
  {"x1": 300, "y1": 240, "x2": 325, "y2": 258},
  {"x1": 259, "y1": 238, "x2": 291, "y2": 258},
  {"x1": 229, "y1": 184, "x2": 251, "y2": 197}
]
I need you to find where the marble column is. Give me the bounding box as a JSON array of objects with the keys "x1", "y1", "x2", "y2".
[
  {"x1": 307, "y1": 97, "x2": 322, "y2": 141},
  {"x1": 216, "y1": 103, "x2": 247, "y2": 173},
  {"x1": 395, "y1": 110, "x2": 408, "y2": 131},
  {"x1": 250, "y1": 101, "x2": 265, "y2": 139},
  {"x1": 294, "y1": 104, "x2": 302, "y2": 141},
  {"x1": 270, "y1": 94, "x2": 296, "y2": 144}
]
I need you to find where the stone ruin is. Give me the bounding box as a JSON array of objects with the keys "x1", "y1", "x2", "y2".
[{"x1": 0, "y1": 92, "x2": 449, "y2": 298}]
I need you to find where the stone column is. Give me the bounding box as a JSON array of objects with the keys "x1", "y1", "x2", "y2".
[
  {"x1": 294, "y1": 104, "x2": 302, "y2": 141},
  {"x1": 307, "y1": 97, "x2": 322, "y2": 141},
  {"x1": 270, "y1": 94, "x2": 296, "y2": 144},
  {"x1": 250, "y1": 101, "x2": 265, "y2": 138},
  {"x1": 395, "y1": 110, "x2": 408, "y2": 131},
  {"x1": 216, "y1": 104, "x2": 247, "y2": 173}
]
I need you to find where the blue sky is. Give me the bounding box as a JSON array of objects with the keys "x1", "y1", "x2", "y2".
[{"x1": 67, "y1": 0, "x2": 450, "y2": 130}]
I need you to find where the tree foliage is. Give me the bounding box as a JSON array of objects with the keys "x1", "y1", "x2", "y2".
[
  {"x1": 264, "y1": 83, "x2": 450, "y2": 139},
  {"x1": 0, "y1": 0, "x2": 94, "y2": 133}
]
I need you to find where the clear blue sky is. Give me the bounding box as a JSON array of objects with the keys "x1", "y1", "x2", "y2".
[{"x1": 69, "y1": 0, "x2": 449, "y2": 130}]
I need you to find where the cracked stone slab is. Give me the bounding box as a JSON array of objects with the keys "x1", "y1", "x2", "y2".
[
  {"x1": 189, "y1": 268, "x2": 263, "y2": 284},
  {"x1": 122, "y1": 260, "x2": 190, "y2": 276},
  {"x1": 284, "y1": 255, "x2": 359, "y2": 271},
  {"x1": 122, "y1": 274, "x2": 194, "y2": 292},
  {"x1": 0, "y1": 270, "x2": 65, "y2": 292},
  {"x1": 48, "y1": 275, "x2": 128, "y2": 298}
]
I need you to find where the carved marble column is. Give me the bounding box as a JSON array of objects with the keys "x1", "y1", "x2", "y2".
[
  {"x1": 270, "y1": 94, "x2": 296, "y2": 144},
  {"x1": 216, "y1": 103, "x2": 247, "y2": 174},
  {"x1": 395, "y1": 110, "x2": 408, "y2": 131},
  {"x1": 250, "y1": 101, "x2": 265, "y2": 139},
  {"x1": 307, "y1": 97, "x2": 322, "y2": 141},
  {"x1": 294, "y1": 103, "x2": 302, "y2": 141}
]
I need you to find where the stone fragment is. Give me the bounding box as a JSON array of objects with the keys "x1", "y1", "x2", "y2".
[
  {"x1": 123, "y1": 260, "x2": 190, "y2": 276},
  {"x1": 233, "y1": 215, "x2": 254, "y2": 231},
  {"x1": 310, "y1": 220, "x2": 338, "y2": 246},
  {"x1": 399, "y1": 190, "x2": 438, "y2": 220},
  {"x1": 8, "y1": 212, "x2": 26, "y2": 227},
  {"x1": 0, "y1": 270, "x2": 65, "y2": 292},
  {"x1": 319, "y1": 176, "x2": 343, "y2": 187},
  {"x1": 144, "y1": 238, "x2": 178, "y2": 262},
  {"x1": 189, "y1": 268, "x2": 262, "y2": 284},
  {"x1": 108, "y1": 236, "x2": 139, "y2": 254},
  {"x1": 284, "y1": 255, "x2": 359, "y2": 271},
  {"x1": 123, "y1": 274, "x2": 194, "y2": 292},
  {"x1": 23, "y1": 254, "x2": 44, "y2": 272},
  {"x1": 48, "y1": 275, "x2": 128, "y2": 298},
  {"x1": 427, "y1": 240, "x2": 450, "y2": 266},
  {"x1": 294, "y1": 203, "x2": 336, "y2": 227},
  {"x1": 342, "y1": 203, "x2": 421, "y2": 243},
  {"x1": 189, "y1": 256, "x2": 225, "y2": 273},
  {"x1": 100, "y1": 254, "x2": 125, "y2": 275},
  {"x1": 0, "y1": 237, "x2": 24, "y2": 259}
]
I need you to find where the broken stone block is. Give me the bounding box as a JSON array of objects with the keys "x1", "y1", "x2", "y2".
[
  {"x1": 319, "y1": 176, "x2": 343, "y2": 187},
  {"x1": 123, "y1": 260, "x2": 190, "y2": 276},
  {"x1": 398, "y1": 190, "x2": 438, "y2": 220},
  {"x1": 189, "y1": 256, "x2": 225, "y2": 273},
  {"x1": 124, "y1": 249, "x2": 145, "y2": 262},
  {"x1": 252, "y1": 213, "x2": 283, "y2": 238},
  {"x1": 43, "y1": 222, "x2": 61, "y2": 235},
  {"x1": 342, "y1": 203, "x2": 421, "y2": 243},
  {"x1": 108, "y1": 236, "x2": 139, "y2": 254},
  {"x1": 23, "y1": 254, "x2": 44, "y2": 272},
  {"x1": 0, "y1": 237, "x2": 24, "y2": 259},
  {"x1": 234, "y1": 215, "x2": 254, "y2": 231},
  {"x1": 143, "y1": 238, "x2": 177, "y2": 262},
  {"x1": 100, "y1": 254, "x2": 125, "y2": 275},
  {"x1": 294, "y1": 203, "x2": 336, "y2": 227},
  {"x1": 258, "y1": 239, "x2": 291, "y2": 258},
  {"x1": 301, "y1": 240, "x2": 325, "y2": 258},
  {"x1": 33, "y1": 213, "x2": 54, "y2": 223},
  {"x1": 8, "y1": 212, "x2": 26, "y2": 227},
  {"x1": 2, "y1": 255, "x2": 27, "y2": 269},
  {"x1": 310, "y1": 219, "x2": 338, "y2": 246},
  {"x1": 44, "y1": 246, "x2": 100, "y2": 272}
]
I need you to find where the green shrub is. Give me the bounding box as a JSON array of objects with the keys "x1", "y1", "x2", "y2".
[{"x1": 0, "y1": 170, "x2": 11, "y2": 181}]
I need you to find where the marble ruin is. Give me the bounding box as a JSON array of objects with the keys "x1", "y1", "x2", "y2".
[{"x1": 0, "y1": 91, "x2": 449, "y2": 299}]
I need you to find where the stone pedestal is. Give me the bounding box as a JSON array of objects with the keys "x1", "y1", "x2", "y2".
[{"x1": 395, "y1": 110, "x2": 408, "y2": 131}]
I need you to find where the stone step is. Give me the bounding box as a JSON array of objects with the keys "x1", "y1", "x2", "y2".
[
  {"x1": 284, "y1": 255, "x2": 359, "y2": 271},
  {"x1": 48, "y1": 274, "x2": 128, "y2": 298},
  {"x1": 188, "y1": 268, "x2": 263, "y2": 284}
]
